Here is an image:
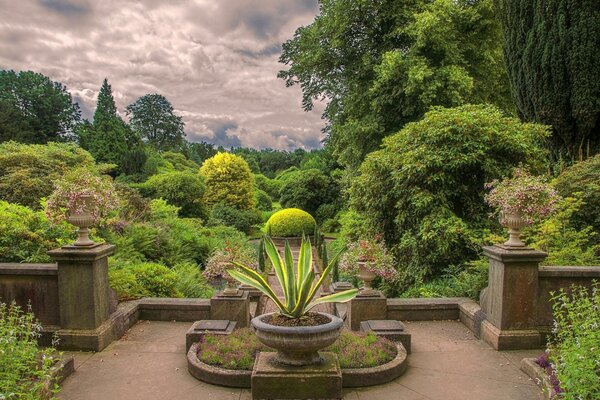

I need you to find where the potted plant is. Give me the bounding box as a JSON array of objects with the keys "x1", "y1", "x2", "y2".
[
  {"x1": 228, "y1": 237, "x2": 358, "y2": 366},
  {"x1": 45, "y1": 168, "x2": 119, "y2": 247},
  {"x1": 203, "y1": 240, "x2": 258, "y2": 296},
  {"x1": 485, "y1": 168, "x2": 560, "y2": 247},
  {"x1": 339, "y1": 235, "x2": 396, "y2": 295}
]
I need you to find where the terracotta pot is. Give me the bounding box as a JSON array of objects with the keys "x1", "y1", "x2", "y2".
[
  {"x1": 500, "y1": 210, "x2": 527, "y2": 247},
  {"x1": 66, "y1": 194, "x2": 96, "y2": 247},
  {"x1": 251, "y1": 312, "x2": 343, "y2": 366},
  {"x1": 358, "y1": 261, "x2": 377, "y2": 295}
]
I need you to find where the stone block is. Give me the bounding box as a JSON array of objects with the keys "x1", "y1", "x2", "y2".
[
  {"x1": 210, "y1": 290, "x2": 250, "y2": 328},
  {"x1": 347, "y1": 292, "x2": 387, "y2": 331},
  {"x1": 480, "y1": 319, "x2": 542, "y2": 351},
  {"x1": 251, "y1": 352, "x2": 342, "y2": 400},
  {"x1": 332, "y1": 281, "x2": 353, "y2": 293},
  {"x1": 186, "y1": 320, "x2": 236, "y2": 352},
  {"x1": 360, "y1": 320, "x2": 411, "y2": 354}
]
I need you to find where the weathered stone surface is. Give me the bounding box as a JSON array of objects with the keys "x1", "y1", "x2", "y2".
[
  {"x1": 251, "y1": 351, "x2": 342, "y2": 400},
  {"x1": 331, "y1": 281, "x2": 353, "y2": 293},
  {"x1": 187, "y1": 342, "x2": 251, "y2": 388},
  {"x1": 520, "y1": 358, "x2": 555, "y2": 400},
  {"x1": 211, "y1": 290, "x2": 250, "y2": 328},
  {"x1": 48, "y1": 244, "x2": 115, "y2": 331},
  {"x1": 386, "y1": 297, "x2": 467, "y2": 321},
  {"x1": 480, "y1": 320, "x2": 541, "y2": 351},
  {"x1": 360, "y1": 320, "x2": 411, "y2": 353},
  {"x1": 341, "y1": 342, "x2": 408, "y2": 387},
  {"x1": 185, "y1": 320, "x2": 236, "y2": 352},
  {"x1": 138, "y1": 298, "x2": 211, "y2": 322},
  {"x1": 347, "y1": 292, "x2": 387, "y2": 331}
]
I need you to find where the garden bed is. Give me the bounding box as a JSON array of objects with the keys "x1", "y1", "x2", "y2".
[
  {"x1": 520, "y1": 358, "x2": 560, "y2": 400},
  {"x1": 186, "y1": 329, "x2": 408, "y2": 388}
]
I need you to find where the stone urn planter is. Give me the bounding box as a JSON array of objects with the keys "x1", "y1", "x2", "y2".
[
  {"x1": 219, "y1": 262, "x2": 240, "y2": 296},
  {"x1": 500, "y1": 210, "x2": 527, "y2": 247},
  {"x1": 251, "y1": 312, "x2": 343, "y2": 366},
  {"x1": 66, "y1": 194, "x2": 96, "y2": 247},
  {"x1": 357, "y1": 261, "x2": 377, "y2": 295}
]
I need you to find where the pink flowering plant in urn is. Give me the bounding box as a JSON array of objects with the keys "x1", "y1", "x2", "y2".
[
  {"x1": 203, "y1": 241, "x2": 258, "y2": 295},
  {"x1": 339, "y1": 234, "x2": 396, "y2": 294},
  {"x1": 485, "y1": 168, "x2": 560, "y2": 247},
  {"x1": 45, "y1": 168, "x2": 120, "y2": 246}
]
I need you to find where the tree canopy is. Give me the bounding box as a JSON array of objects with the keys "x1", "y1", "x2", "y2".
[{"x1": 279, "y1": 0, "x2": 512, "y2": 168}]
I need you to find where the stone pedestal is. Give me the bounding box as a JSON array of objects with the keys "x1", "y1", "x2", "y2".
[
  {"x1": 186, "y1": 320, "x2": 236, "y2": 352},
  {"x1": 360, "y1": 320, "x2": 411, "y2": 354},
  {"x1": 481, "y1": 245, "x2": 547, "y2": 350},
  {"x1": 251, "y1": 352, "x2": 342, "y2": 400},
  {"x1": 48, "y1": 244, "x2": 115, "y2": 330},
  {"x1": 347, "y1": 291, "x2": 387, "y2": 331},
  {"x1": 210, "y1": 290, "x2": 250, "y2": 328},
  {"x1": 332, "y1": 281, "x2": 353, "y2": 293}
]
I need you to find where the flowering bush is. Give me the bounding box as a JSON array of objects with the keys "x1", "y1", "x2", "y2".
[
  {"x1": 203, "y1": 240, "x2": 258, "y2": 286},
  {"x1": 0, "y1": 302, "x2": 60, "y2": 400},
  {"x1": 45, "y1": 168, "x2": 120, "y2": 224},
  {"x1": 485, "y1": 168, "x2": 560, "y2": 224},
  {"x1": 339, "y1": 235, "x2": 397, "y2": 281}
]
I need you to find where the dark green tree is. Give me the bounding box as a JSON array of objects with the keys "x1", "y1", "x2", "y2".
[
  {"x1": 279, "y1": 168, "x2": 339, "y2": 218},
  {"x1": 279, "y1": 0, "x2": 512, "y2": 169},
  {"x1": 0, "y1": 70, "x2": 81, "y2": 143},
  {"x1": 496, "y1": 0, "x2": 600, "y2": 161},
  {"x1": 0, "y1": 100, "x2": 35, "y2": 143},
  {"x1": 188, "y1": 141, "x2": 217, "y2": 165},
  {"x1": 126, "y1": 94, "x2": 185, "y2": 151}
]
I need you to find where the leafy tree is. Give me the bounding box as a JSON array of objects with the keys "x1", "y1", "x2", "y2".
[
  {"x1": 0, "y1": 141, "x2": 95, "y2": 208},
  {"x1": 126, "y1": 94, "x2": 185, "y2": 151},
  {"x1": 280, "y1": 0, "x2": 511, "y2": 168},
  {"x1": 208, "y1": 203, "x2": 261, "y2": 234},
  {"x1": 0, "y1": 99, "x2": 35, "y2": 143},
  {"x1": 161, "y1": 151, "x2": 198, "y2": 172},
  {"x1": 254, "y1": 173, "x2": 282, "y2": 200},
  {"x1": 188, "y1": 141, "x2": 217, "y2": 165},
  {"x1": 0, "y1": 70, "x2": 81, "y2": 143},
  {"x1": 496, "y1": 0, "x2": 600, "y2": 160},
  {"x1": 200, "y1": 152, "x2": 255, "y2": 210},
  {"x1": 349, "y1": 105, "x2": 549, "y2": 289},
  {"x1": 279, "y1": 169, "x2": 339, "y2": 218},
  {"x1": 139, "y1": 171, "x2": 207, "y2": 218}
]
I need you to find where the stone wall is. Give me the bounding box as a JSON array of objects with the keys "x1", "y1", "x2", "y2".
[{"x1": 0, "y1": 263, "x2": 60, "y2": 326}]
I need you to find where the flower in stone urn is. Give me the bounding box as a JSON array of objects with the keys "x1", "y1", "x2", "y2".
[
  {"x1": 45, "y1": 168, "x2": 120, "y2": 247},
  {"x1": 339, "y1": 235, "x2": 396, "y2": 294},
  {"x1": 203, "y1": 240, "x2": 258, "y2": 295},
  {"x1": 485, "y1": 168, "x2": 560, "y2": 247}
]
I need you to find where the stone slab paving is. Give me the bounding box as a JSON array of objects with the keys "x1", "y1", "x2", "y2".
[{"x1": 58, "y1": 319, "x2": 543, "y2": 400}]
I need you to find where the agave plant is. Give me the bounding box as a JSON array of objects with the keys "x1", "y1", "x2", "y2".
[{"x1": 228, "y1": 236, "x2": 358, "y2": 318}]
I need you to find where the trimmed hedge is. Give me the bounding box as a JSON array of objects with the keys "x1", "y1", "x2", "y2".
[{"x1": 266, "y1": 208, "x2": 316, "y2": 237}]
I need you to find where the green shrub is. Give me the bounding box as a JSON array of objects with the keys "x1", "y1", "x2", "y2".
[
  {"x1": 139, "y1": 171, "x2": 207, "y2": 218},
  {"x1": 161, "y1": 151, "x2": 198, "y2": 172},
  {"x1": 200, "y1": 152, "x2": 255, "y2": 210},
  {"x1": 350, "y1": 104, "x2": 549, "y2": 289},
  {"x1": 0, "y1": 141, "x2": 95, "y2": 208},
  {"x1": 172, "y1": 262, "x2": 214, "y2": 298},
  {"x1": 266, "y1": 208, "x2": 316, "y2": 237},
  {"x1": 0, "y1": 302, "x2": 60, "y2": 400},
  {"x1": 549, "y1": 283, "x2": 600, "y2": 399},
  {"x1": 208, "y1": 203, "x2": 261, "y2": 234},
  {"x1": 254, "y1": 189, "x2": 272, "y2": 211},
  {"x1": 254, "y1": 173, "x2": 282, "y2": 200},
  {"x1": 0, "y1": 200, "x2": 74, "y2": 262},
  {"x1": 554, "y1": 155, "x2": 600, "y2": 240},
  {"x1": 108, "y1": 261, "x2": 180, "y2": 299},
  {"x1": 278, "y1": 169, "x2": 339, "y2": 218}
]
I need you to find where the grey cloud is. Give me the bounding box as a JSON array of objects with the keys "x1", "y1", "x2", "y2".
[{"x1": 39, "y1": 0, "x2": 89, "y2": 15}]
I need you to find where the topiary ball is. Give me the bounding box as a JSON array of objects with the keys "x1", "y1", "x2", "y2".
[{"x1": 266, "y1": 208, "x2": 316, "y2": 237}]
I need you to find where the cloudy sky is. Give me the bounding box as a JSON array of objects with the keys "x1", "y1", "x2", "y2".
[{"x1": 0, "y1": 0, "x2": 325, "y2": 149}]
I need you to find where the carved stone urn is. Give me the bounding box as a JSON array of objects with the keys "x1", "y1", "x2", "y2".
[
  {"x1": 66, "y1": 194, "x2": 96, "y2": 247},
  {"x1": 500, "y1": 210, "x2": 527, "y2": 247},
  {"x1": 220, "y1": 262, "x2": 240, "y2": 296},
  {"x1": 357, "y1": 261, "x2": 377, "y2": 295}
]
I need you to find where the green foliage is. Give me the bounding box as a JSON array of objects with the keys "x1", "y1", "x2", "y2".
[
  {"x1": 0, "y1": 99, "x2": 35, "y2": 143},
  {"x1": 254, "y1": 189, "x2": 272, "y2": 212},
  {"x1": 497, "y1": 0, "x2": 600, "y2": 160},
  {"x1": 229, "y1": 237, "x2": 357, "y2": 318},
  {"x1": 0, "y1": 302, "x2": 60, "y2": 400},
  {"x1": 0, "y1": 141, "x2": 95, "y2": 208},
  {"x1": 208, "y1": 203, "x2": 261, "y2": 234},
  {"x1": 0, "y1": 69, "x2": 81, "y2": 143},
  {"x1": 554, "y1": 155, "x2": 600, "y2": 239},
  {"x1": 278, "y1": 169, "x2": 339, "y2": 219},
  {"x1": 172, "y1": 262, "x2": 214, "y2": 298},
  {"x1": 108, "y1": 261, "x2": 180, "y2": 299},
  {"x1": 118, "y1": 147, "x2": 147, "y2": 178},
  {"x1": 254, "y1": 173, "x2": 282, "y2": 200},
  {"x1": 266, "y1": 208, "x2": 316, "y2": 237},
  {"x1": 200, "y1": 152, "x2": 255, "y2": 210},
  {"x1": 161, "y1": 151, "x2": 198, "y2": 172},
  {"x1": 0, "y1": 200, "x2": 74, "y2": 262},
  {"x1": 350, "y1": 104, "x2": 549, "y2": 288},
  {"x1": 188, "y1": 141, "x2": 217, "y2": 165},
  {"x1": 126, "y1": 94, "x2": 185, "y2": 151},
  {"x1": 196, "y1": 328, "x2": 396, "y2": 371},
  {"x1": 549, "y1": 283, "x2": 600, "y2": 399},
  {"x1": 140, "y1": 171, "x2": 207, "y2": 218},
  {"x1": 280, "y1": 0, "x2": 512, "y2": 168}
]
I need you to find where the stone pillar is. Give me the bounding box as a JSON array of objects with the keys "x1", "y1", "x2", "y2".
[
  {"x1": 48, "y1": 244, "x2": 115, "y2": 330},
  {"x1": 210, "y1": 290, "x2": 250, "y2": 328},
  {"x1": 347, "y1": 291, "x2": 387, "y2": 331},
  {"x1": 480, "y1": 245, "x2": 547, "y2": 350}
]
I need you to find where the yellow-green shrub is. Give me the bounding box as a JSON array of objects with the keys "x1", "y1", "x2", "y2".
[
  {"x1": 266, "y1": 208, "x2": 316, "y2": 237},
  {"x1": 200, "y1": 152, "x2": 255, "y2": 210}
]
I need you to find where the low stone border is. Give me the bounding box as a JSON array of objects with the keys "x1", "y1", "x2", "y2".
[
  {"x1": 187, "y1": 343, "x2": 408, "y2": 388},
  {"x1": 520, "y1": 358, "x2": 558, "y2": 400},
  {"x1": 38, "y1": 354, "x2": 75, "y2": 398}
]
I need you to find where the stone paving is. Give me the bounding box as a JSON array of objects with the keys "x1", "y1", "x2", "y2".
[{"x1": 59, "y1": 320, "x2": 543, "y2": 400}]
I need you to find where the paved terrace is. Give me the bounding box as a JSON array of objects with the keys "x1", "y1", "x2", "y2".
[{"x1": 59, "y1": 319, "x2": 543, "y2": 400}]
